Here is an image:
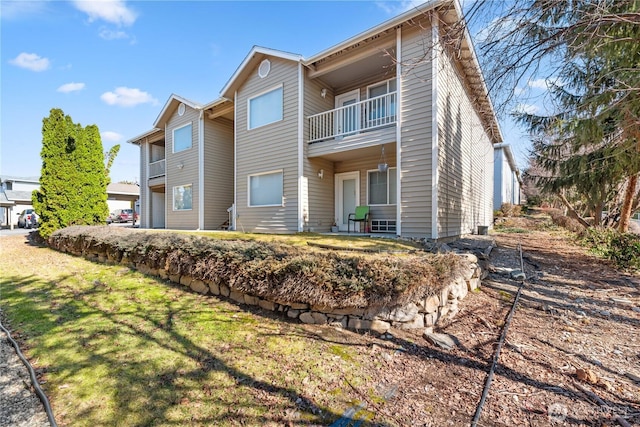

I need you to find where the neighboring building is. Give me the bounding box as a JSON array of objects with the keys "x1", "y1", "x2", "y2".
[
  {"x1": 0, "y1": 176, "x2": 139, "y2": 228},
  {"x1": 129, "y1": 0, "x2": 502, "y2": 240},
  {"x1": 493, "y1": 143, "x2": 522, "y2": 209}
]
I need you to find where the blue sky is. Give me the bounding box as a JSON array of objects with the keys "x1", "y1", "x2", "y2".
[{"x1": 1, "y1": 0, "x2": 539, "y2": 184}]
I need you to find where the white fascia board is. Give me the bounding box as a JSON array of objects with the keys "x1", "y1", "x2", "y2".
[
  {"x1": 127, "y1": 128, "x2": 162, "y2": 145},
  {"x1": 202, "y1": 97, "x2": 230, "y2": 110},
  {"x1": 220, "y1": 46, "x2": 303, "y2": 99},
  {"x1": 152, "y1": 94, "x2": 203, "y2": 128},
  {"x1": 303, "y1": 0, "x2": 444, "y2": 65},
  {"x1": 493, "y1": 143, "x2": 518, "y2": 172}
]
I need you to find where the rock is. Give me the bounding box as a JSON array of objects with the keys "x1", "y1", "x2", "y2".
[
  {"x1": 423, "y1": 332, "x2": 456, "y2": 350},
  {"x1": 243, "y1": 295, "x2": 259, "y2": 306},
  {"x1": 189, "y1": 280, "x2": 208, "y2": 294},
  {"x1": 219, "y1": 284, "x2": 230, "y2": 297},
  {"x1": 576, "y1": 368, "x2": 598, "y2": 384},
  {"x1": 397, "y1": 314, "x2": 424, "y2": 330},
  {"x1": 467, "y1": 277, "x2": 481, "y2": 291},
  {"x1": 288, "y1": 309, "x2": 302, "y2": 320},
  {"x1": 208, "y1": 281, "x2": 220, "y2": 295},
  {"x1": 632, "y1": 307, "x2": 640, "y2": 313},
  {"x1": 310, "y1": 312, "x2": 328, "y2": 324},
  {"x1": 423, "y1": 295, "x2": 439, "y2": 314},
  {"x1": 289, "y1": 302, "x2": 309, "y2": 310},
  {"x1": 370, "y1": 319, "x2": 391, "y2": 334},
  {"x1": 179, "y1": 275, "x2": 192, "y2": 287},
  {"x1": 599, "y1": 310, "x2": 611, "y2": 317},
  {"x1": 510, "y1": 270, "x2": 526, "y2": 281},
  {"x1": 299, "y1": 311, "x2": 315, "y2": 323},
  {"x1": 229, "y1": 291, "x2": 245, "y2": 304},
  {"x1": 348, "y1": 318, "x2": 372, "y2": 331},
  {"x1": 374, "y1": 303, "x2": 419, "y2": 322},
  {"x1": 258, "y1": 299, "x2": 276, "y2": 311},
  {"x1": 424, "y1": 312, "x2": 439, "y2": 327},
  {"x1": 169, "y1": 274, "x2": 181, "y2": 284}
]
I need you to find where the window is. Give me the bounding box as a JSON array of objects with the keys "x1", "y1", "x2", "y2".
[
  {"x1": 248, "y1": 170, "x2": 283, "y2": 207},
  {"x1": 248, "y1": 86, "x2": 283, "y2": 129},
  {"x1": 173, "y1": 184, "x2": 192, "y2": 210},
  {"x1": 368, "y1": 167, "x2": 397, "y2": 205},
  {"x1": 173, "y1": 123, "x2": 192, "y2": 153},
  {"x1": 367, "y1": 79, "x2": 397, "y2": 123}
]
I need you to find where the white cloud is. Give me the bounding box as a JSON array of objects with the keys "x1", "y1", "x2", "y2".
[
  {"x1": 513, "y1": 86, "x2": 526, "y2": 96},
  {"x1": 72, "y1": 0, "x2": 137, "y2": 26},
  {"x1": 100, "y1": 87, "x2": 158, "y2": 107},
  {"x1": 515, "y1": 103, "x2": 540, "y2": 115},
  {"x1": 57, "y1": 82, "x2": 85, "y2": 93},
  {"x1": 101, "y1": 131, "x2": 123, "y2": 142},
  {"x1": 528, "y1": 77, "x2": 564, "y2": 90},
  {"x1": 9, "y1": 52, "x2": 50, "y2": 72},
  {"x1": 0, "y1": 2, "x2": 48, "y2": 19},
  {"x1": 99, "y1": 28, "x2": 129, "y2": 40}
]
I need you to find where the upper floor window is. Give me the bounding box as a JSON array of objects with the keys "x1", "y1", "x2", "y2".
[
  {"x1": 368, "y1": 167, "x2": 397, "y2": 205},
  {"x1": 248, "y1": 85, "x2": 283, "y2": 130},
  {"x1": 367, "y1": 79, "x2": 397, "y2": 123},
  {"x1": 248, "y1": 170, "x2": 283, "y2": 207},
  {"x1": 173, "y1": 123, "x2": 192, "y2": 153}
]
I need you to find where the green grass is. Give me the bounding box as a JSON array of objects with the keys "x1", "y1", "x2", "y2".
[{"x1": 0, "y1": 236, "x2": 383, "y2": 426}]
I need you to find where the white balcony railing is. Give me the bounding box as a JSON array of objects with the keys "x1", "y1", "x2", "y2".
[
  {"x1": 149, "y1": 159, "x2": 166, "y2": 179},
  {"x1": 308, "y1": 92, "x2": 397, "y2": 143}
]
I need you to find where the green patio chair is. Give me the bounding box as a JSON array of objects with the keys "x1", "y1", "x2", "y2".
[{"x1": 348, "y1": 206, "x2": 370, "y2": 233}]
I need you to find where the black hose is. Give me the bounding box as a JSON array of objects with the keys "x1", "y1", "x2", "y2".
[
  {"x1": 0, "y1": 320, "x2": 58, "y2": 427},
  {"x1": 471, "y1": 243, "x2": 525, "y2": 427}
]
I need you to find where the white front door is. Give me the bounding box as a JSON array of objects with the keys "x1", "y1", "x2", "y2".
[
  {"x1": 335, "y1": 89, "x2": 360, "y2": 137},
  {"x1": 335, "y1": 172, "x2": 359, "y2": 232}
]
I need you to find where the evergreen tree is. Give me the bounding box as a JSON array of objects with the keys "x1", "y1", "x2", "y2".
[{"x1": 33, "y1": 108, "x2": 109, "y2": 239}]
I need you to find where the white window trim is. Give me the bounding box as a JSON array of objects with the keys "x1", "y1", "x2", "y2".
[
  {"x1": 366, "y1": 78, "x2": 397, "y2": 98},
  {"x1": 247, "y1": 169, "x2": 284, "y2": 207},
  {"x1": 366, "y1": 167, "x2": 397, "y2": 206},
  {"x1": 172, "y1": 184, "x2": 193, "y2": 211},
  {"x1": 172, "y1": 122, "x2": 193, "y2": 153},
  {"x1": 247, "y1": 84, "x2": 284, "y2": 130}
]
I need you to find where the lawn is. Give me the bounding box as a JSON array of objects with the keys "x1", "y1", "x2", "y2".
[{"x1": 0, "y1": 234, "x2": 394, "y2": 426}]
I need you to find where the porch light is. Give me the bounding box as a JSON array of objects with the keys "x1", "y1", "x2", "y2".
[
  {"x1": 320, "y1": 88, "x2": 328, "y2": 98},
  {"x1": 378, "y1": 145, "x2": 388, "y2": 172},
  {"x1": 317, "y1": 169, "x2": 324, "y2": 179}
]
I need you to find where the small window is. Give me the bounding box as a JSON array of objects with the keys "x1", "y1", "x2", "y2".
[
  {"x1": 248, "y1": 170, "x2": 283, "y2": 207},
  {"x1": 173, "y1": 184, "x2": 193, "y2": 210},
  {"x1": 248, "y1": 86, "x2": 283, "y2": 129},
  {"x1": 173, "y1": 123, "x2": 192, "y2": 153},
  {"x1": 367, "y1": 79, "x2": 397, "y2": 123},
  {"x1": 368, "y1": 167, "x2": 397, "y2": 205}
]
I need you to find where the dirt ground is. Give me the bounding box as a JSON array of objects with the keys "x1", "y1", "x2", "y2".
[{"x1": 312, "y1": 214, "x2": 640, "y2": 426}]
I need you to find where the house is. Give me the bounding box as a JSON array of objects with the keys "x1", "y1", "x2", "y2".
[
  {"x1": 129, "y1": 0, "x2": 502, "y2": 240},
  {"x1": 493, "y1": 143, "x2": 522, "y2": 209},
  {"x1": 0, "y1": 176, "x2": 140, "y2": 228}
]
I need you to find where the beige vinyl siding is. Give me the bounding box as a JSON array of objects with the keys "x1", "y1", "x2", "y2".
[
  {"x1": 399, "y1": 22, "x2": 434, "y2": 237},
  {"x1": 436, "y1": 37, "x2": 494, "y2": 239},
  {"x1": 166, "y1": 106, "x2": 199, "y2": 229},
  {"x1": 235, "y1": 57, "x2": 300, "y2": 233},
  {"x1": 303, "y1": 74, "x2": 336, "y2": 231},
  {"x1": 334, "y1": 151, "x2": 397, "y2": 223},
  {"x1": 203, "y1": 117, "x2": 234, "y2": 229}
]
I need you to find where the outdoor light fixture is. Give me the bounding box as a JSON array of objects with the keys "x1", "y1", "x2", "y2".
[
  {"x1": 378, "y1": 145, "x2": 388, "y2": 172},
  {"x1": 177, "y1": 162, "x2": 184, "y2": 170},
  {"x1": 320, "y1": 88, "x2": 328, "y2": 98},
  {"x1": 317, "y1": 169, "x2": 324, "y2": 179}
]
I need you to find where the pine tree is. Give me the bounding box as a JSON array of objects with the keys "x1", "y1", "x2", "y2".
[{"x1": 33, "y1": 109, "x2": 109, "y2": 239}]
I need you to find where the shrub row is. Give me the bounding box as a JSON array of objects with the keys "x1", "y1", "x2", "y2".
[
  {"x1": 48, "y1": 226, "x2": 465, "y2": 309},
  {"x1": 580, "y1": 227, "x2": 640, "y2": 271}
]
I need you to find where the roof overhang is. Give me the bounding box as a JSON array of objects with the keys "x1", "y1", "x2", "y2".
[
  {"x1": 153, "y1": 94, "x2": 204, "y2": 128},
  {"x1": 220, "y1": 46, "x2": 303, "y2": 99},
  {"x1": 127, "y1": 128, "x2": 163, "y2": 145}
]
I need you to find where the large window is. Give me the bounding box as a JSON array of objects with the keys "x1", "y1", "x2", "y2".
[
  {"x1": 368, "y1": 167, "x2": 397, "y2": 205},
  {"x1": 173, "y1": 123, "x2": 192, "y2": 153},
  {"x1": 248, "y1": 170, "x2": 283, "y2": 207},
  {"x1": 248, "y1": 86, "x2": 283, "y2": 129},
  {"x1": 173, "y1": 184, "x2": 193, "y2": 210}
]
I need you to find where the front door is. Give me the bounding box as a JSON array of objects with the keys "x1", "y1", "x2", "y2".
[
  {"x1": 335, "y1": 172, "x2": 359, "y2": 232},
  {"x1": 335, "y1": 89, "x2": 360, "y2": 137}
]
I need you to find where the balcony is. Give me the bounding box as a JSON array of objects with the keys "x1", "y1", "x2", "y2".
[
  {"x1": 308, "y1": 92, "x2": 396, "y2": 143},
  {"x1": 149, "y1": 159, "x2": 166, "y2": 179}
]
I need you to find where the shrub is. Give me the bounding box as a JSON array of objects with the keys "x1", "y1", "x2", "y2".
[
  {"x1": 549, "y1": 210, "x2": 586, "y2": 233},
  {"x1": 499, "y1": 203, "x2": 522, "y2": 217},
  {"x1": 580, "y1": 228, "x2": 640, "y2": 271}
]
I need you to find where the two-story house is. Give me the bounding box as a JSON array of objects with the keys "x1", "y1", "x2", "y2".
[{"x1": 129, "y1": 0, "x2": 502, "y2": 240}]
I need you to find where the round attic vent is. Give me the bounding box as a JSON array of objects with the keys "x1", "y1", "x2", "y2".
[
  {"x1": 178, "y1": 103, "x2": 186, "y2": 116},
  {"x1": 258, "y1": 59, "x2": 271, "y2": 78}
]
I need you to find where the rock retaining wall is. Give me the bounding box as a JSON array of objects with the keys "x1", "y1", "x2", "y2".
[{"x1": 57, "y1": 237, "x2": 482, "y2": 334}]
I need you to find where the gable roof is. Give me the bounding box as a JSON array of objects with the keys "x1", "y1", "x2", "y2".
[
  {"x1": 153, "y1": 94, "x2": 203, "y2": 128},
  {"x1": 220, "y1": 46, "x2": 303, "y2": 99}
]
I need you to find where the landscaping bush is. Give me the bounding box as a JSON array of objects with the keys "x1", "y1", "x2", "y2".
[
  {"x1": 48, "y1": 226, "x2": 465, "y2": 309},
  {"x1": 548, "y1": 209, "x2": 586, "y2": 233},
  {"x1": 499, "y1": 203, "x2": 522, "y2": 217},
  {"x1": 580, "y1": 227, "x2": 640, "y2": 271}
]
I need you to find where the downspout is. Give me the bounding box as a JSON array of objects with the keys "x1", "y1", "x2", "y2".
[
  {"x1": 144, "y1": 137, "x2": 150, "y2": 229},
  {"x1": 164, "y1": 123, "x2": 168, "y2": 229},
  {"x1": 297, "y1": 62, "x2": 305, "y2": 232},
  {"x1": 430, "y1": 17, "x2": 440, "y2": 240},
  {"x1": 395, "y1": 26, "x2": 402, "y2": 237},
  {"x1": 198, "y1": 109, "x2": 205, "y2": 230}
]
